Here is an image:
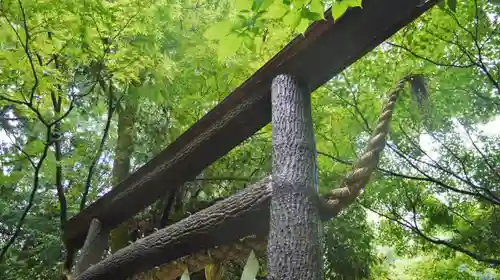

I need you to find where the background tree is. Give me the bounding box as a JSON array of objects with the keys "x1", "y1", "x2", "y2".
[{"x1": 0, "y1": 0, "x2": 498, "y2": 279}]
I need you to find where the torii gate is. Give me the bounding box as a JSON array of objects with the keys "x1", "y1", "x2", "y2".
[{"x1": 63, "y1": 0, "x2": 440, "y2": 279}]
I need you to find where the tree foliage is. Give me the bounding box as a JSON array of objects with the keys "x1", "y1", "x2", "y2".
[{"x1": 0, "y1": 0, "x2": 498, "y2": 279}]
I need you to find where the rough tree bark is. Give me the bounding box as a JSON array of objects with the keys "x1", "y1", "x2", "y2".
[
  {"x1": 74, "y1": 178, "x2": 272, "y2": 280},
  {"x1": 267, "y1": 74, "x2": 323, "y2": 280}
]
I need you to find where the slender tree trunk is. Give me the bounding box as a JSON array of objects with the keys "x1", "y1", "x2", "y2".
[
  {"x1": 109, "y1": 87, "x2": 139, "y2": 253},
  {"x1": 267, "y1": 74, "x2": 323, "y2": 280},
  {"x1": 50, "y1": 91, "x2": 67, "y2": 229}
]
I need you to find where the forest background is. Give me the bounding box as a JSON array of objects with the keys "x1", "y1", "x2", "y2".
[{"x1": 0, "y1": 0, "x2": 499, "y2": 279}]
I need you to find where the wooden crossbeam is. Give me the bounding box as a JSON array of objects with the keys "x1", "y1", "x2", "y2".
[{"x1": 64, "y1": 0, "x2": 438, "y2": 250}]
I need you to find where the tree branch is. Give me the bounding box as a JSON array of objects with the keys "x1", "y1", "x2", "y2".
[
  {"x1": 325, "y1": 86, "x2": 498, "y2": 205},
  {"x1": 397, "y1": 124, "x2": 482, "y2": 190},
  {"x1": 13, "y1": 0, "x2": 39, "y2": 105},
  {"x1": 0, "y1": 126, "x2": 52, "y2": 263},
  {"x1": 386, "y1": 42, "x2": 474, "y2": 68},
  {"x1": 80, "y1": 79, "x2": 118, "y2": 210},
  {"x1": 363, "y1": 204, "x2": 500, "y2": 265}
]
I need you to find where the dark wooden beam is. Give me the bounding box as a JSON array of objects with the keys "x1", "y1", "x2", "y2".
[
  {"x1": 75, "y1": 178, "x2": 272, "y2": 280},
  {"x1": 64, "y1": 0, "x2": 438, "y2": 250}
]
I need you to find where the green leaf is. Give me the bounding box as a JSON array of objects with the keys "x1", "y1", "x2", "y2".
[
  {"x1": 240, "y1": 250, "x2": 260, "y2": 280},
  {"x1": 293, "y1": 0, "x2": 309, "y2": 7},
  {"x1": 263, "y1": 2, "x2": 289, "y2": 19},
  {"x1": 235, "y1": 0, "x2": 253, "y2": 11},
  {"x1": 331, "y1": 0, "x2": 363, "y2": 21},
  {"x1": 283, "y1": 10, "x2": 303, "y2": 31},
  {"x1": 344, "y1": 0, "x2": 363, "y2": 8},
  {"x1": 24, "y1": 139, "x2": 46, "y2": 155},
  {"x1": 205, "y1": 263, "x2": 223, "y2": 280},
  {"x1": 203, "y1": 20, "x2": 234, "y2": 40},
  {"x1": 217, "y1": 33, "x2": 243, "y2": 58},
  {"x1": 331, "y1": 2, "x2": 349, "y2": 21},
  {"x1": 302, "y1": 7, "x2": 322, "y2": 21},
  {"x1": 296, "y1": 18, "x2": 311, "y2": 34},
  {"x1": 310, "y1": 0, "x2": 325, "y2": 19},
  {"x1": 242, "y1": 34, "x2": 256, "y2": 52}
]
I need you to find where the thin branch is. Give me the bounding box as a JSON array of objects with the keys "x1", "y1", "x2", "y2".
[
  {"x1": 473, "y1": 0, "x2": 480, "y2": 44},
  {"x1": 470, "y1": 30, "x2": 500, "y2": 93},
  {"x1": 327, "y1": 84, "x2": 498, "y2": 205},
  {"x1": 318, "y1": 150, "x2": 481, "y2": 197},
  {"x1": 80, "y1": 80, "x2": 118, "y2": 210},
  {"x1": 0, "y1": 90, "x2": 50, "y2": 129},
  {"x1": 316, "y1": 132, "x2": 340, "y2": 157},
  {"x1": 443, "y1": 8, "x2": 476, "y2": 42},
  {"x1": 401, "y1": 124, "x2": 498, "y2": 203},
  {"x1": 3, "y1": 131, "x2": 36, "y2": 168},
  {"x1": 15, "y1": 0, "x2": 39, "y2": 105},
  {"x1": 363, "y1": 204, "x2": 500, "y2": 265},
  {"x1": 397, "y1": 124, "x2": 483, "y2": 191},
  {"x1": 427, "y1": 131, "x2": 474, "y2": 182},
  {"x1": 425, "y1": 129, "x2": 499, "y2": 202},
  {"x1": 111, "y1": 10, "x2": 142, "y2": 41},
  {"x1": 460, "y1": 121, "x2": 499, "y2": 180},
  {"x1": 48, "y1": 79, "x2": 99, "y2": 128},
  {"x1": 342, "y1": 73, "x2": 375, "y2": 132},
  {"x1": 458, "y1": 122, "x2": 500, "y2": 204},
  {"x1": 426, "y1": 26, "x2": 499, "y2": 94},
  {"x1": 316, "y1": 94, "x2": 489, "y2": 202},
  {"x1": 387, "y1": 143, "x2": 499, "y2": 205},
  {"x1": 386, "y1": 42, "x2": 474, "y2": 68},
  {"x1": 0, "y1": 126, "x2": 52, "y2": 263},
  {"x1": 332, "y1": 89, "x2": 373, "y2": 134},
  {"x1": 423, "y1": 27, "x2": 478, "y2": 65}
]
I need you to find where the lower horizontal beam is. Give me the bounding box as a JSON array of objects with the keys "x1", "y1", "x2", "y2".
[{"x1": 75, "y1": 178, "x2": 272, "y2": 280}]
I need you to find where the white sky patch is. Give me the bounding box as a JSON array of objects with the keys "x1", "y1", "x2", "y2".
[
  {"x1": 418, "y1": 115, "x2": 500, "y2": 160},
  {"x1": 0, "y1": 129, "x2": 8, "y2": 144},
  {"x1": 0, "y1": 110, "x2": 18, "y2": 146},
  {"x1": 367, "y1": 115, "x2": 500, "y2": 225}
]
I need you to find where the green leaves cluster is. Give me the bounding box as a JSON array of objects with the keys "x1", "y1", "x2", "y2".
[
  {"x1": 0, "y1": 0, "x2": 498, "y2": 279},
  {"x1": 203, "y1": 0, "x2": 364, "y2": 58}
]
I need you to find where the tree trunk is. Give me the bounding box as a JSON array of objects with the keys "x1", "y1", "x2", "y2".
[
  {"x1": 109, "y1": 87, "x2": 139, "y2": 253},
  {"x1": 267, "y1": 74, "x2": 323, "y2": 280}
]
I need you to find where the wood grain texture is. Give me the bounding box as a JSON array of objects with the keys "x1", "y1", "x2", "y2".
[{"x1": 74, "y1": 178, "x2": 272, "y2": 280}]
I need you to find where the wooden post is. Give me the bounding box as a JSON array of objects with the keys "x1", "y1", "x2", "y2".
[
  {"x1": 267, "y1": 74, "x2": 323, "y2": 280},
  {"x1": 73, "y1": 218, "x2": 110, "y2": 277}
]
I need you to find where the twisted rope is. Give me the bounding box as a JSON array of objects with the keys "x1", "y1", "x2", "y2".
[{"x1": 320, "y1": 75, "x2": 425, "y2": 217}]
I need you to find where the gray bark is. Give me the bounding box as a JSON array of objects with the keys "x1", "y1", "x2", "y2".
[
  {"x1": 73, "y1": 218, "x2": 109, "y2": 277},
  {"x1": 267, "y1": 74, "x2": 323, "y2": 280},
  {"x1": 74, "y1": 178, "x2": 272, "y2": 280}
]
